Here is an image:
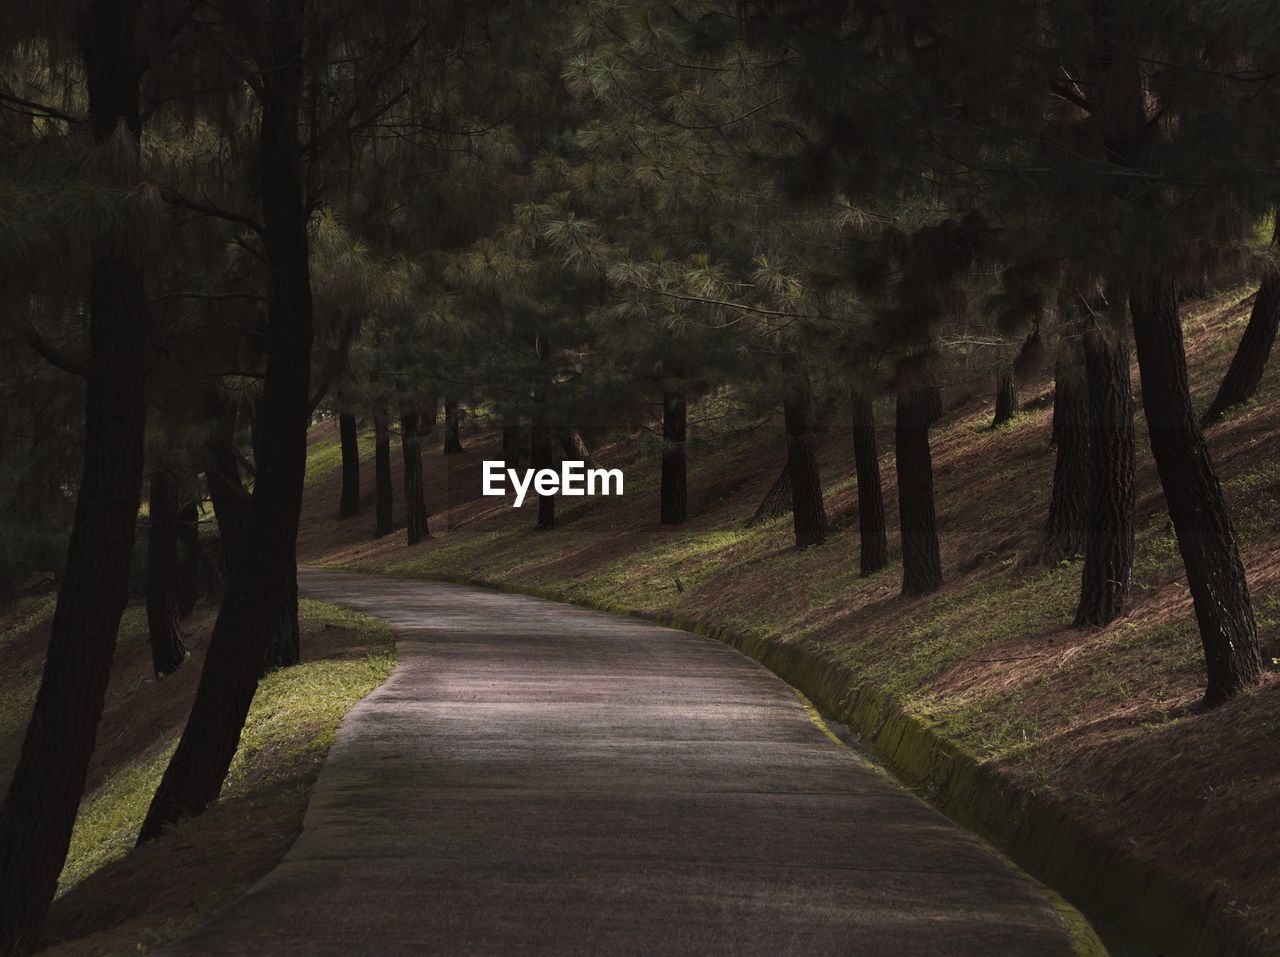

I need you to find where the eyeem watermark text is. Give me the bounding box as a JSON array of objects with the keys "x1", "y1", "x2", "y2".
[{"x1": 482, "y1": 461, "x2": 624, "y2": 507}]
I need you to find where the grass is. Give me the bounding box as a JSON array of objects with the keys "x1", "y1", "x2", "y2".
[{"x1": 0, "y1": 595, "x2": 394, "y2": 954}]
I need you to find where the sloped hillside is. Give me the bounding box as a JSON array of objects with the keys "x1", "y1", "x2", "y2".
[{"x1": 301, "y1": 284, "x2": 1280, "y2": 954}]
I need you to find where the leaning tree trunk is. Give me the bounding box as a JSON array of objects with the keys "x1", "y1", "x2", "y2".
[
  {"x1": 784, "y1": 376, "x2": 827, "y2": 549},
  {"x1": 895, "y1": 384, "x2": 942, "y2": 597},
  {"x1": 139, "y1": 5, "x2": 313, "y2": 842},
  {"x1": 205, "y1": 407, "x2": 248, "y2": 593},
  {"x1": 442, "y1": 397, "x2": 464, "y2": 454},
  {"x1": 1201, "y1": 263, "x2": 1280, "y2": 427},
  {"x1": 1074, "y1": 322, "x2": 1136, "y2": 626},
  {"x1": 401, "y1": 412, "x2": 429, "y2": 545},
  {"x1": 992, "y1": 367, "x2": 1019, "y2": 427},
  {"x1": 1044, "y1": 352, "x2": 1091, "y2": 562},
  {"x1": 1130, "y1": 274, "x2": 1262, "y2": 704},
  {"x1": 374, "y1": 410, "x2": 393, "y2": 538},
  {"x1": 660, "y1": 363, "x2": 688, "y2": 525},
  {"x1": 147, "y1": 470, "x2": 187, "y2": 677},
  {"x1": 851, "y1": 392, "x2": 888, "y2": 575},
  {"x1": 176, "y1": 495, "x2": 200, "y2": 619},
  {"x1": 747, "y1": 464, "x2": 791, "y2": 527},
  {"x1": 532, "y1": 333, "x2": 555, "y2": 530},
  {"x1": 337, "y1": 409, "x2": 360, "y2": 517},
  {"x1": 0, "y1": 5, "x2": 148, "y2": 945}
]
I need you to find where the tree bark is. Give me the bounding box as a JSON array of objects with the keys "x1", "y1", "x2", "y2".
[
  {"x1": 1074, "y1": 322, "x2": 1136, "y2": 626},
  {"x1": 401, "y1": 412, "x2": 429, "y2": 545},
  {"x1": 1044, "y1": 352, "x2": 1091, "y2": 563},
  {"x1": 139, "y1": 2, "x2": 313, "y2": 842},
  {"x1": 175, "y1": 495, "x2": 200, "y2": 619},
  {"x1": 895, "y1": 384, "x2": 942, "y2": 596},
  {"x1": 442, "y1": 397, "x2": 464, "y2": 454},
  {"x1": 337, "y1": 410, "x2": 360, "y2": 517},
  {"x1": 532, "y1": 333, "x2": 555, "y2": 530},
  {"x1": 992, "y1": 367, "x2": 1018, "y2": 427},
  {"x1": 1130, "y1": 274, "x2": 1262, "y2": 704},
  {"x1": 747, "y1": 464, "x2": 791, "y2": 527},
  {"x1": 784, "y1": 376, "x2": 827, "y2": 549},
  {"x1": 660, "y1": 363, "x2": 688, "y2": 525},
  {"x1": 851, "y1": 392, "x2": 888, "y2": 575},
  {"x1": 147, "y1": 470, "x2": 187, "y2": 677},
  {"x1": 205, "y1": 407, "x2": 248, "y2": 592},
  {"x1": 0, "y1": 2, "x2": 147, "y2": 945},
  {"x1": 1201, "y1": 265, "x2": 1280, "y2": 427},
  {"x1": 374, "y1": 410, "x2": 393, "y2": 538}
]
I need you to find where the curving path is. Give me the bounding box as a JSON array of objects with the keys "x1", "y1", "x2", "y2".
[{"x1": 163, "y1": 567, "x2": 1089, "y2": 956}]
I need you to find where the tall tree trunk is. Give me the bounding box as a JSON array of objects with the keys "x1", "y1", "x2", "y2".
[
  {"x1": 532, "y1": 333, "x2": 555, "y2": 530},
  {"x1": 1074, "y1": 322, "x2": 1136, "y2": 626},
  {"x1": 147, "y1": 470, "x2": 187, "y2": 677},
  {"x1": 401, "y1": 412, "x2": 429, "y2": 545},
  {"x1": 175, "y1": 495, "x2": 200, "y2": 619},
  {"x1": 747, "y1": 464, "x2": 791, "y2": 527},
  {"x1": 139, "y1": 3, "x2": 313, "y2": 842},
  {"x1": 0, "y1": 3, "x2": 147, "y2": 946},
  {"x1": 374, "y1": 410, "x2": 393, "y2": 538},
  {"x1": 660, "y1": 362, "x2": 688, "y2": 525},
  {"x1": 1201, "y1": 261, "x2": 1280, "y2": 427},
  {"x1": 1130, "y1": 274, "x2": 1262, "y2": 704},
  {"x1": 501, "y1": 417, "x2": 523, "y2": 470},
  {"x1": 1044, "y1": 352, "x2": 1091, "y2": 562},
  {"x1": 262, "y1": 557, "x2": 299, "y2": 674},
  {"x1": 992, "y1": 367, "x2": 1018, "y2": 427},
  {"x1": 895, "y1": 384, "x2": 942, "y2": 596},
  {"x1": 784, "y1": 376, "x2": 827, "y2": 549},
  {"x1": 337, "y1": 409, "x2": 360, "y2": 517},
  {"x1": 851, "y1": 392, "x2": 888, "y2": 575},
  {"x1": 442, "y1": 397, "x2": 464, "y2": 454},
  {"x1": 205, "y1": 408, "x2": 248, "y2": 593}
]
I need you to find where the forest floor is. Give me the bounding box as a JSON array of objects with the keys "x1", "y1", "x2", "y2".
[
  {"x1": 0, "y1": 594, "x2": 394, "y2": 955},
  {"x1": 299, "y1": 283, "x2": 1280, "y2": 954}
]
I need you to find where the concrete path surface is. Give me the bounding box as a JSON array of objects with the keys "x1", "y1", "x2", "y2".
[{"x1": 163, "y1": 567, "x2": 1089, "y2": 956}]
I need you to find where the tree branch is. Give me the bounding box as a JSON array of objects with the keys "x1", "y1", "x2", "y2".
[
  {"x1": 21, "y1": 323, "x2": 92, "y2": 377},
  {"x1": 159, "y1": 189, "x2": 265, "y2": 235}
]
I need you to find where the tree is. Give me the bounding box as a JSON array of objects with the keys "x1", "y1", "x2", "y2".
[
  {"x1": 0, "y1": 0, "x2": 165, "y2": 945},
  {"x1": 850, "y1": 391, "x2": 887, "y2": 575}
]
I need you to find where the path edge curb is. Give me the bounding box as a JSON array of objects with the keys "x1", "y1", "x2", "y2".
[{"x1": 379, "y1": 568, "x2": 1250, "y2": 957}]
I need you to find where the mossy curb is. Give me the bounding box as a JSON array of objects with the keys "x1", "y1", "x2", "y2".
[{"x1": 405, "y1": 569, "x2": 1249, "y2": 957}]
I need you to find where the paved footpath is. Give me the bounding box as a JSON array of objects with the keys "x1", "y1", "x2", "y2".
[{"x1": 165, "y1": 567, "x2": 1090, "y2": 956}]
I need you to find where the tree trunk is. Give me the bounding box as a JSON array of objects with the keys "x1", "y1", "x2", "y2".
[
  {"x1": 895, "y1": 384, "x2": 942, "y2": 596},
  {"x1": 851, "y1": 392, "x2": 888, "y2": 575},
  {"x1": 146, "y1": 470, "x2": 187, "y2": 677},
  {"x1": 175, "y1": 495, "x2": 200, "y2": 619},
  {"x1": 1044, "y1": 352, "x2": 1091, "y2": 562},
  {"x1": 442, "y1": 397, "x2": 464, "y2": 454},
  {"x1": 532, "y1": 333, "x2": 555, "y2": 530},
  {"x1": 374, "y1": 411, "x2": 393, "y2": 538},
  {"x1": 1074, "y1": 322, "x2": 1136, "y2": 626},
  {"x1": 992, "y1": 367, "x2": 1018, "y2": 427},
  {"x1": 337, "y1": 410, "x2": 360, "y2": 518},
  {"x1": 660, "y1": 364, "x2": 688, "y2": 525},
  {"x1": 205, "y1": 409, "x2": 248, "y2": 593},
  {"x1": 262, "y1": 557, "x2": 299, "y2": 674},
  {"x1": 0, "y1": 3, "x2": 147, "y2": 945},
  {"x1": 747, "y1": 464, "x2": 791, "y2": 527},
  {"x1": 138, "y1": 4, "x2": 313, "y2": 842},
  {"x1": 401, "y1": 412, "x2": 429, "y2": 545},
  {"x1": 1129, "y1": 274, "x2": 1262, "y2": 704},
  {"x1": 501, "y1": 417, "x2": 523, "y2": 470},
  {"x1": 1201, "y1": 266, "x2": 1280, "y2": 427},
  {"x1": 784, "y1": 376, "x2": 827, "y2": 549}
]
